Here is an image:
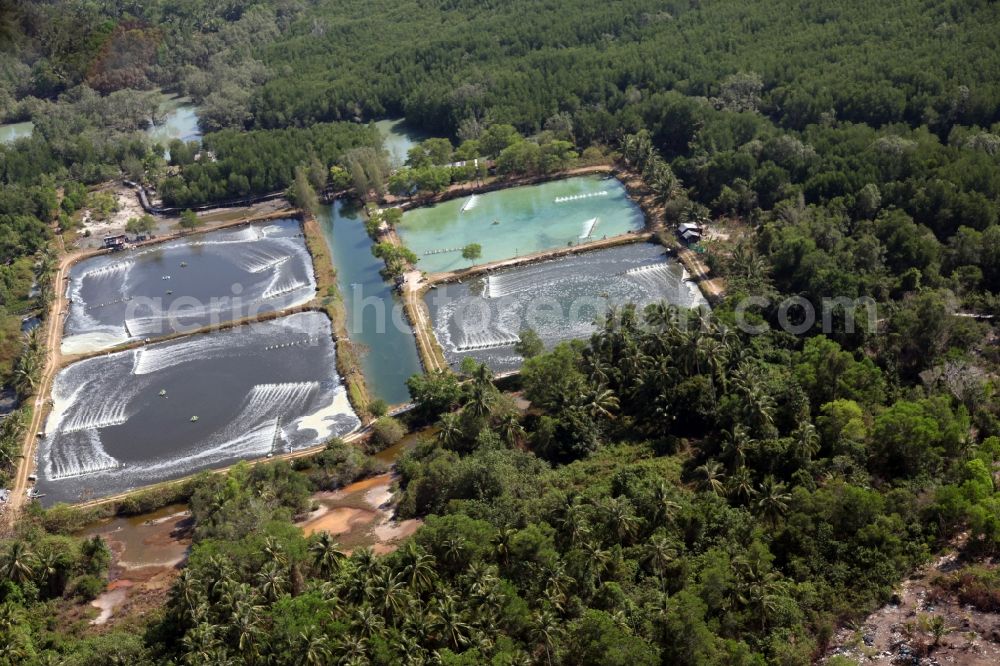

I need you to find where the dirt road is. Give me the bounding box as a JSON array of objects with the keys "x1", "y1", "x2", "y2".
[{"x1": 2, "y1": 246, "x2": 83, "y2": 531}]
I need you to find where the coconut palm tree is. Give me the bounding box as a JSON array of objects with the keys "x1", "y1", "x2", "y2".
[
  {"x1": 580, "y1": 387, "x2": 619, "y2": 421},
  {"x1": 694, "y1": 460, "x2": 726, "y2": 495},
  {"x1": 532, "y1": 609, "x2": 561, "y2": 665},
  {"x1": 256, "y1": 561, "x2": 287, "y2": 603},
  {"x1": 497, "y1": 411, "x2": 526, "y2": 447},
  {"x1": 642, "y1": 535, "x2": 676, "y2": 578},
  {"x1": 1, "y1": 541, "x2": 36, "y2": 585},
  {"x1": 720, "y1": 425, "x2": 755, "y2": 469},
  {"x1": 309, "y1": 532, "x2": 345, "y2": 578},
  {"x1": 605, "y1": 496, "x2": 641, "y2": 544},
  {"x1": 297, "y1": 629, "x2": 330, "y2": 666},
  {"x1": 582, "y1": 540, "x2": 611, "y2": 584},
  {"x1": 436, "y1": 411, "x2": 464, "y2": 449},
  {"x1": 755, "y1": 475, "x2": 791, "y2": 526},
  {"x1": 726, "y1": 465, "x2": 757, "y2": 505},
  {"x1": 399, "y1": 541, "x2": 437, "y2": 593},
  {"x1": 182, "y1": 623, "x2": 220, "y2": 665},
  {"x1": 491, "y1": 526, "x2": 514, "y2": 566},
  {"x1": 428, "y1": 594, "x2": 471, "y2": 650},
  {"x1": 650, "y1": 482, "x2": 681, "y2": 528},
  {"x1": 790, "y1": 421, "x2": 820, "y2": 463},
  {"x1": 352, "y1": 605, "x2": 385, "y2": 638}
]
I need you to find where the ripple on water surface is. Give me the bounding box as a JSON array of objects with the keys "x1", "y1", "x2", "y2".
[
  {"x1": 39, "y1": 312, "x2": 360, "y2": 505},
  {"x1": 62, "y1": 219, "x2": 316, "y2": 354},
  {"x1": 425, "y1": 242, "x2": 708, "y2": 372}
]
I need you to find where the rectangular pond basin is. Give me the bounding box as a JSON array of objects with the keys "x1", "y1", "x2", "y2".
[
  {"x1": 398, "y1": 174, "x2": 644, "y2": 273},
  {"x1": 63, "y1": 219, "x2": 316, "y2": 355},
  {"x1": 37, "y1": 311, "x2": 360, "y2": 506},
  {"x1": 425, "y1": 242, "x2": 708, "y2": 372}
]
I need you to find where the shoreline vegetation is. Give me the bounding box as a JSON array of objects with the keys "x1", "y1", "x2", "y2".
[
  {"x1": 300, "y1": 210, "x2": 373, "y2": 419},
  {"x1": 4, "y1": 2, "x2": 1000, "y2": 662}
]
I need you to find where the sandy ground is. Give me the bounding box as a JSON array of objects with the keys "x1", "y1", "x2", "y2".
[
  {"x1": 823, "y1": 538, "x2": 1000, "y2": 665},
  {"x1": 85, "y1": 508, "x2": 193, "y2": 626},
  {"x1": 74, "y1": 185, "x2": 291, "y2": 250},
  {"x1": 297, "y1": 473, "x2": 421, "y2": 555}
]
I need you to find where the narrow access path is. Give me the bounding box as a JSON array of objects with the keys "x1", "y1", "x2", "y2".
[
  {"x1": 675, "y1": 246, "x2": 725, "y2": 301},
  {"x1": 402, "y1": 271, "x2": 446, "y2": 372},
  {"x1": 3, "y1": 243, "x2": 81, "y2": 530}
]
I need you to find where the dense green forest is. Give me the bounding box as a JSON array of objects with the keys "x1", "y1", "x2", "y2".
[{"x1": 1, "y1": 0, "x2": 1000, "y2": 663}]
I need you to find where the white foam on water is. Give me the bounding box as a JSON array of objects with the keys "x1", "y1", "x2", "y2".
[
  {"x1": 454, "y1": 330, "x2": 520, "y2": 353},
  {"x1": 236, "y1": 247, "x2": 290, "y2": 274},
  {"x1": 554, "y1": 190, "x2": 609, "y2": 203},
  {"x1": 579, "y1": 217, "x2": 599, "y2": 239},
  {"x1": 461, "y1": 195, "x2": 479, "y2": 212},
  {"x1": 44, "y1": 430, "x2": 121, "y2": 481},
  {"x1": 61, "y1": 329, "x2": 129, "y2": 355},
  {"x1": 131, "y1": 333, "x2": 247, "y2": 375},
  {"x1": 623, "y1": 262, "x2": 682, "y2": 295},
  {"x1": 263, "y1": 275, "x2": 311, "y2": 300},
  {"x1": 291, "y1": 385, "x2": 360, "y2": 442},
  {"x1": 80, "y1": 261, "x2": 134, "y2": 282}
]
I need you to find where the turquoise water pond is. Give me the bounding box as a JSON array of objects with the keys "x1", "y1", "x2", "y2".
[{"x1": 398, "y1": 174, "x2": 645, "y2": 273}]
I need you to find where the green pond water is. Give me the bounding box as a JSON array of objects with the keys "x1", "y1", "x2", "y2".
[
  {"x1": 146, "y1": 94, "x2": 201, "y2": 152},
  {"x1": 0, "y1": 121, "x2": 34, "y2": 144},
  {"x1": 375, "y1": 118, "x2": 426, "y2": 169},
  {"x1": 317, "y1": 200, "x2": 422, "y2": 405},
  {"x1": 398, "y1": 174, "x2": 645, "y2": 273}
]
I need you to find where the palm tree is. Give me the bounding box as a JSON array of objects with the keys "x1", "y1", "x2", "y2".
[
  {"x1": 352, "y1": 605, "x2": 385, "y2": 638},
  {"x1": 755, "y1": 475, "x2": 791, "y2": 526},
  {"x1": 790, "y1": 421, "x2": 820, "y2": 463},
  {"x1": 309, "y1": 532, "x2": 345, "y2": 578},
  {"x1": 231, "y1": 601, "x2": 262, "y2": 663},
  {"x1": 642, "y1": 535, "x2": 676, "y2": 578},
  {"x1": 429, "y1": 594, "x2": 471, "y2": 649},
  {"x1": 441, "y1": 536, "x2": 467, "y2": 569},
  {"x1": 650, "y1": 482, "x2": 681, "y2": 528},
  {"x1": 399, "y1": 541, "x2": 437, "y2": 593},
  {"x1": 182, "y1": 623, "x2": 220, "y2": 665},
  {"x1": 532, "y1": 609, "x2": 561, "y2": 665},
  {"x1": 262, "y1": 536, "x2": 287, "y2": 566},
  {"x1": 1, "y1": 541, "x2": 36, "y2": 585},
  {"x1": 582, "y1": 540, "x2": 611, "y2": 584},
  {"x1": 497, "y1": 411, "x2": 526, "y2": 447},
  {"x1": 580, "y1": 387, "x2": 619, "y2": 421},
  {"x1": 491, "y1": 526, "x2": 515, "y2": 566},
  {"x1": 436, "y1": 411, "x2": 464, "y2": 449},
  {"x1": 297, "y1": 629, "x2": 331, "y2": 666},
  {"x1": 693, "y1": 460, "x2": 726, "y2": 495},
  {"x1": 256, "y1": 561, "x2": 287, "y2": 603},
  {"x1": 720, "y1": 425, "x2": 754, "y2": 469},
  {"x1": 726, "y1": 465, "x2": 757, "y2": 505},
  {"x1": 374, "y1": 570, "x2": 410, "y2": 624},
  {"x1": 605, "y1": 496, "x2": 641, "y2": 544}
]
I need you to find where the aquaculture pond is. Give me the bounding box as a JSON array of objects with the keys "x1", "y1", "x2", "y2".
[
  {"x1": 317, "y1": 201, "x2": 421, "y2": 405},
  {"x1": 146, "y1": 93, "x2": 201, "y2": 149},
  {"x1": 0, "y1": 120, "x2": 33, "y2": 143},
  {"x1": 399, "y1": 174, "x2": 645, "y2": 273},
  {"x1": 425, "y1": 242, "x2": 708, "y2": 372},
  {"x1": 375, "y1": 118, "x2": 426, "y2": 169},
  {"x1": 63, "y1": 219, "x2": 315, "y2": 354},
  {"x1": 37, "y1": 312, "x2": 360, "y2": 505}
]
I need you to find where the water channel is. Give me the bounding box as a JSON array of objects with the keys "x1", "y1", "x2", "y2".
[{"x1": 316, "y1": 200, "x2": 422, "y2": 405}]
